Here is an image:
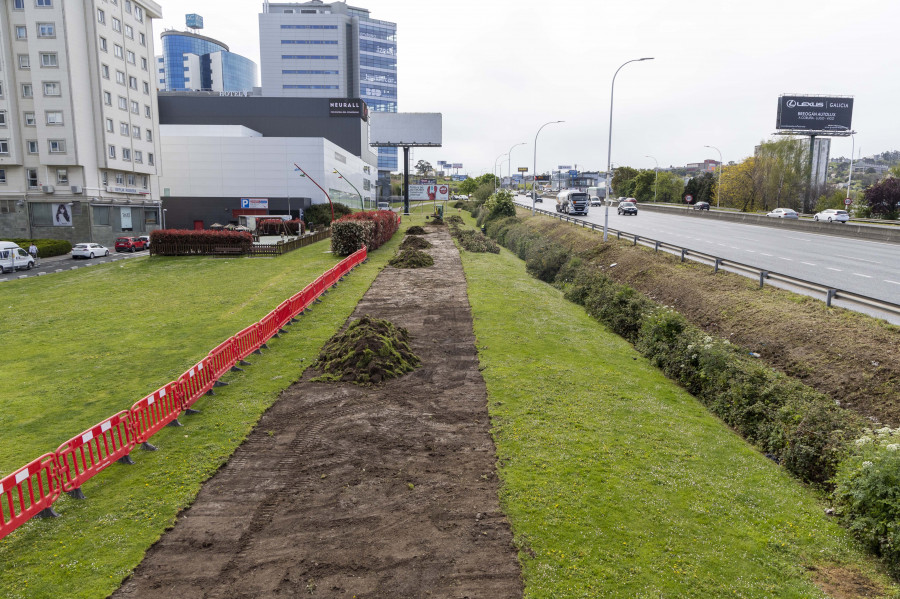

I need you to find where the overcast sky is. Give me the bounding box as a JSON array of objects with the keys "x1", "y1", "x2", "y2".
[{"x1": 154, "y1": 0, "x2": 900, "y2": 177}]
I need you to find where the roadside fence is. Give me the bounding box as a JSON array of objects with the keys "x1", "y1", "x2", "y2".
[{"x1": 0, "y1": 246, "x2": 368, "y2": 540}]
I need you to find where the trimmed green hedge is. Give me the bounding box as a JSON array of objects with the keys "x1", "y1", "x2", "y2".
[
  {"x1": 303, "y1": 202, "x2": 352, "y2": 228},
  {"x1": 9, "y1": 238, "x2": 72, "y2": 258}
]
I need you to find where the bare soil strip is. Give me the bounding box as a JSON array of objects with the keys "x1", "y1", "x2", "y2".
[{"x1": 113, "y1": 227, "x2": 523, "y2": 599}]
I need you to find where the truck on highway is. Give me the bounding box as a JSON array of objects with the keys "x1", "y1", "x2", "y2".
[{"x1": 556, "y1": 190, "x2": 590, "y2": 215}]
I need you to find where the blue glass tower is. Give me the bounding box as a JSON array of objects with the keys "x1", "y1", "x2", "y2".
[{"x1": 159, "y1": 30, "x2": 258, "y2": 93}]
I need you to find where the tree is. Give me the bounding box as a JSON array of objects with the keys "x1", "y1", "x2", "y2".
[
  {"x1": 630, "y1": 170, "x2": 657, "y2": 202},
  {"x1": 718, "y1": 158, "x2": 756, "y2": 211},
  {"x1": 611, "y1": 166, "x2": 639, "y2": 197},
  {"x1": 684, "y1": 172, "x2": 716, "y2": 204},
  {"x1": 654, "y1": 172, "x2": 685, "y2": 203},
  {"x1": 415, "y1": 160, "x2": 433, "y2": 176},
  {"x1": 863, "y1": 177, "x2": 900, "y2": 220},
  {"x1": 751, "y1": 138, "x2": 809, "y2": 212}
]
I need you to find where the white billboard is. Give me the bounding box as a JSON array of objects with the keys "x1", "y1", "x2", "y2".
[
  {"x1": 408, "y1": 184, "x2": 450, "y2": 201},
  {"x1": 370, "y1": 113, "x2": 442, "y2": 147}
]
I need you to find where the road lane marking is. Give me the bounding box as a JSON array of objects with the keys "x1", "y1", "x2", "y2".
[
  {"x1": 746, "y1": 250, "x2": 756, "y2": 253},
  {"x1": 779, "y1": 257, "x2": 792, "y2": 261},
  {"x1": 852, "y1": 273, "x2": 872, "y2": 278},
  {"x1": 827, "y1": 267, "x2": 842, "y2": 272},
  {"x1": 886, "y1": 280, "x2": 900, "y2": 286},
  {"x1": 760, "y1": 253, "x2": 773, "y2": 257},
  {"x1": 801, "y1": 262, "x2": 816, "y2": 266},
  {"x1": 847, "y1": 257, "x2": 881, "y2": 265}
]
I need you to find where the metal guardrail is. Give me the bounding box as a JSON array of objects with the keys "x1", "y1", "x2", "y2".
[{"x1": 527, "y1": 206, "x2": 900, "y2": 319}]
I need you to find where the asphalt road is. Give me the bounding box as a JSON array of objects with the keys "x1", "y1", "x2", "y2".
[
  {"x1": 0, "y1": 249, "x2": 147, "y2": 283},
  {"x1": 514, "y1": 194, "x2": 900, "y2": 307}
]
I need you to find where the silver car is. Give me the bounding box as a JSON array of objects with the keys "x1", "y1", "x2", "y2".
[
  {"x1": 766, "y1": 208, "x2": 799, "y2": 219},
  {"x1": 813, "y1": 209, "x2": 850, "y2": 223}
]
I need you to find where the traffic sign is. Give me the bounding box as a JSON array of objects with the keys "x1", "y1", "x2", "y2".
[
  {"x1": 518, "y1": 167, "x2": 528, "y2": 173},
  {"x1": 685, "y1": 194, "x2": 693, "y2": 203},
  {"x1": 844, "y1": 198, "x2": 852, "y2": 205}
]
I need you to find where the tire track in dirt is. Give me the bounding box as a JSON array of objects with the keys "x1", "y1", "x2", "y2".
[{"x1": 113, "y1": 226, "x2": 523, "y2": 599}]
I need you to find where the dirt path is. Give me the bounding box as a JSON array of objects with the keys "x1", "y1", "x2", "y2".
[{"x1": 113, "y1": 226, "x2": 523, "y2": 599}]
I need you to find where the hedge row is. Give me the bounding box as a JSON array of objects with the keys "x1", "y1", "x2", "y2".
[
  {"x1": 330, "y1": 210, "x2": 399, "y2": 256},
  {"x1": 482, "y1": 214, "x2": 900, "y2": 574},
  {"x1": 304, "y1": 202, "x2": 352, "y2": 228},
  {"x1": 257, "y1": 219, "x2": 305, "y2": 236},
  {"x1": 9, "y1": 238, "x2": 72, "y2": 258}
]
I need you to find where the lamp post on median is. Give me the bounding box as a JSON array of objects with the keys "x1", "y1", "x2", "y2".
[
  {"x1": 333, "y1": 168, "x2": 363, "y2": 211},
  {"x1": 604, "y1": 57, "x2": 654, "y2": 241},
  {"x1": 493, "y1": 152, "x2": 508, "y2": 192},
  {"x1": 294, "y1": 163, "x2": 334, "y2": 222},
  {"x1": 645, "y1": 155, "x2": 658, "y2": 203},
  {"x1": 704, "y1": 144, "x2": 723, "y2": 208},
  {"x1": 507, "y1": 142, "x2": 526, "y2": 193},
  {"x1": 533, "y1": 120, "x2": 564, "y2": 215}
]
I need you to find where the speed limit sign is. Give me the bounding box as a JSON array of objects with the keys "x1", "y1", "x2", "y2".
[
  {"x1": 685, "y1": 194, "x2": 693, "y2": 203},
  {"x1": 844, "y1": 198, "x2": 852, "y2": 205}
]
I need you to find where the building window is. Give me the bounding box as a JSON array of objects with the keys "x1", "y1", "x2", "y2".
[
  {"x1": 115, "y1": 172, "x2": 124, "y2": 184},
  {"x1": 56, "y1": 168, "x2": 67, "y2": 183},
  {"x1": 145, "y1": 129, "x2": 152, "y2": 142},
  {"x1": 46, "y1": 111, "x2": 63, "y2": 125},
  {"x1": 141, "y1": 57, "x2": 147, "y2": 70},
  {"x1": 27, "y1": 169, "x2": 38, "y2": 188},
  {"x1": 118, "y1": 96, "x2": 127, "y2": 110},
  {"x1": 122, "y1": 148, "x2": 131, "y2": 161},
  {"x1": 126, "y1": 173, "x2": 135, "y2": 185},
  {"x1": 0, "y1": 83, "x2": 3, "y2": 97},
  {"x1": 48, "y1": 139, "x2": 65, "y2": 153},
  {"x1": 280, "y1": 40, "x2": 338, "y2": 45},
  {"x1": 125, "y1": 24, "x2": 133, "y2": 39},
  {"x1": 36, "y1": 0, "x2": 53, "y2": 6},
  {"x1": 108, "y1": 145, "x2": 116, "y2": 158},
  {"x1": 111, "y1": 17, "x2": 121, "y2": 32},
  {"x1": 97, "y1": 8, "x2": 105, "y2": 24},
  {"x1": 139, "y1": 32, "x2": 145, "y2": 46},
  {"x1": 27, "y1": 140, "x2": 38, "y2": 153},
  {"x1": 102, "y1": 64, "x2": 110, "y2": 78},
  {"x1": 283, "y1": 85, "x2": 339, "y2": 90},
  {"x1": 99, "y1": 37, "x2": 108, "y2": 52},
  {"x1": 134, "y1": 6, "x2": 143, "y2": 22},
  {"x1": 129, "y1": 76, "x2": 137, "y2": 89},
  {"x1": 148, "y1": 153, "x2": 154, "y2": 165},
  {"x1": 40, "y1": 52, "x2": 58, "y2": 67},
  {"x1": 37, "y1": 23, "x2": 55, "y2": 38},
  {"x1": 132, "y1": 127, "x2": 140, "y2": 139},
  {"x1": 25, "y1": 112, "x2": 36, "y2": 126},
  {"x1": 93, "y1": 205, "x2": 110, "y2": 225},
  {"x1": 134, "y1": 150, "x2": 142, "y2": 163},
  {"x1": 30, "y1": 202, "x2": 52, "y2": 225},
  {"x1": 144, "y1": 205, "x2": 156, "y2": 223},
  {"x1": 131, "y1": 101, "x2": 139, "y2": 114},
  {"x1": 116, "y1": 70, "x2": 125, "y2": 84},
  {"x1": 14, "y1": 0, "x2": 24, "y2": 9},
  {"x1": 0, "y1": 171, "x2": 6, "y2": 185},
  {"x1": 0, "y1": 140, "x2": 9, "y2": 154},
  {"x1": 142, "y1": 81, "x2": 149, "y2": 94},
  {"x1": 143, "y1": 105, "x2": 150, "y2": 118},
  {"x1": 18, "y1": 55, "x2": 30, "y2": 69},
  {"x1": 106, "y1": 117, "x2": 114, "y2": 132},
  {"x1": 120, "y1": 122, "x2": 129, "y2": 135},
  {"x1": 124, "y1": 0, "x2": 132, "y2": 13},
  {"x1": 114, "y1": 45, "x2": 123, "y2": 59},
  {"x1": 0, "y1": 111, "x2": 5, "y2": 127},
  {"x1": 16, "y1": 26, "x2": 27, "y2": 40},
  {"x1": 43, "y1": 81, "x2": 61, "y2": 96},
  {"x1": 127, "y1": 50, "x2": 135, "y2": 65},
  {"x1": 103, "y1": 91, "x2": 112, "y2": 105},
  {"x1": 22, "y1": 84, "x2": 34, "y2": 98}
]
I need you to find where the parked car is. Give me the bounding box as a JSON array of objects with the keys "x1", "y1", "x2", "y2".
[
  {"x1": 0, "y1": 241, "x2": 35, "y2": 273},
  {"x1": 617, "y1": 201, "x2": 638, "y2": 216},
  {"x1": 72, "y1": 243, "x2": 110, "y2": 259},
  {"x1": 138, "y1": 235, "x2": 151, "y2": 248},
  {"x1": 693, "y1": 201, "x2": 710, "y2": 211},
  {"x1": 813, "y1": 209, "x2": 850, "y2": 223},
  {"x1": 377, "y1": 201, "x2": 390, "y2": 210},
  {"x1": 115, "y1": 236, "x2": 147, "y2": 252},
  {"x1": 766, "y1": 208, "x2": 799, "y2": 219}
]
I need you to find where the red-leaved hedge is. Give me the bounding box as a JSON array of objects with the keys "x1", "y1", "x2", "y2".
[
  {"x1": 331, "y1": 220, "x2": 375, "y2": 256},
  {"x1": 257, "y1": 219, "x2": 305, "y2": 236},
  {"x1": 150, "y1": 229, "x2": 253, "y2": 255},
  {"x1": 331, "y1": 210, "x2": 399, "y2": 256}
]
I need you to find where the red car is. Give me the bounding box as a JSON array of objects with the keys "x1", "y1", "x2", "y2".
[{"x1": 115, "y1": 236, "x2": 147, "y2": 252}]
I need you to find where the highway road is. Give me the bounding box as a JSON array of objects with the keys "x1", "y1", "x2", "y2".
[
  {"x1": 0, "y1": 250, "x2": 146, "y2": 283},
  {"x1": 513, "y1": 194, "x2": 900, "y2": 308}
]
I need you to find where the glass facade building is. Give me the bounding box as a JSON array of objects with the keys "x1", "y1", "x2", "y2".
[{"x1": 158, "y1": 31, "x2": 258, "y2": 92}]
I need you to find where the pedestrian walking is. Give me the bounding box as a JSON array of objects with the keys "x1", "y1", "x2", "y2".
[{"x1": 28, "y1": 242, "x2": 38, "y2": 264}]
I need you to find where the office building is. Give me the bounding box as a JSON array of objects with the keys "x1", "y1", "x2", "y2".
[
  {"x1": 0, "y1": 0, "x2": 163, "y2": 245},
  {"x1": 156, "y1": 16, "x2": 258, "y2": 93},
  {"x1": 259, "y1": 0, "x2": 396, "y2": 194}
]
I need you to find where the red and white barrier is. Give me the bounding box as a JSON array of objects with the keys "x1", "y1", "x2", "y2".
[
  {"x1": 0, "y1": 454, "x2": 62, "y2": 538},
  {"x1": 131, "y1": 384, "x2": 182, "y2": 446},
  {"x1": 56, "y1": 411, "x2": 136, "y2": 497}
]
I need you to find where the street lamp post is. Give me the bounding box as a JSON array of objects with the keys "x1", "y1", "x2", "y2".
[
  {"x1": 645, "y1": 154, "x2": 658, "y2": 202},
  {"x1": 604, "y1": 57, "x2": 654, "y2": 241},
  {"x1": 533, "y1": 120, "x2": 564, "y2": 215},
  {"x1": 704, "y1": 145, "x2": 723, "y2": 208},
  {"x1": 846, "y1": 133, "x2": 856, "y2": 204},
  {"x1": 333, "y1": 168, "x2": 363, "y2": 210},
  {"x1": 507, "y1": 142, "x2": 526, "y2": 193},
  {"x1": 294, "y1": 163, "x2": 334, "y2": 222},
  {"x1": 162, "y1": 208, "x2": 167, "y2": 230},
  {"x1": 493, "y1": 152, "x2": 508, "y2": 192}
]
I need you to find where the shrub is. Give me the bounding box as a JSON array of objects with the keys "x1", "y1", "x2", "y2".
[
  {"x1": 483, "y1": 190, "x2": 516, "y2": 221},
  {"x1": 12, "y1": 238, "x2": 72, "y2": 258},
  {"x1": 303, "y1": 202, "x2": 352, "y2": 228},
  {"x1": 446, "y1": 215, "x2": 464, "y2": 226},
  {"x1": 149, "y1": 229, "x2": 252, "y2": 255},
  {"x1": 525, "y1": 239, "x2": 569, "y2": 283},
  {"x1": 331, "y1": 220, "x2": 374, "y2": 256},
  {"x1": 330, "y1": 210, "x2": 399, "y2": 255},
  {"x1": 451, "y1": 228, "x2": 499, "y2": 254}
]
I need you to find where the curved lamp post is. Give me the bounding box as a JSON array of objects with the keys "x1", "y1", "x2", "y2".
[
  {"x1": 333, "y1": 168, "x2": 363, "y2": 210},
  {"x1": 604, "y1": 57, "x2": 654, "y2": 241},
  {"x1": 493, "y1": 152, "x2": 508, "y2": 192},
  {"x1": 704, "y1": 144, "x2": 723, "y2": 208},
  {"x1": 507, "y1": 142, "x2": 526, "y2": 192},
  {"x1": 533, "y1": 121, "x2": 564, "y2": 215},
  {"x1": 645, "y1": 155, "x2": 658, "y2": 202},
  {"x1": 294, "y1": 163, "x2": 333, "y2": 222}
]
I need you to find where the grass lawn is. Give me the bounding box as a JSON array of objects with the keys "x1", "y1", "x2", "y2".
[
  {"x1": 458, "y1": 234, "x2": 898, "y2": 597},
  {"x1": 0, "y1": 228, "x2": 406, "y2": 599}
]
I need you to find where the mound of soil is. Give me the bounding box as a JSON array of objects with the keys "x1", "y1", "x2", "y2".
[
  {"x1": 427, "y1": 216, "x2": 445, "y2": 226},
  {"x1": 389, "y1": 249, "x2": 435, "y2": 268},
  {"x1": 447, "y1": 215, "x2": 464, "y2": 226},
  {"x1": 405, "y1": 225, "x2": 427, "y2": 235},
  {"x1": 312, "y1": 314, "x2": 420, "y2": 385},
  {"x1": 400, "y1": 235, "x2": 433, "y2": 251}
]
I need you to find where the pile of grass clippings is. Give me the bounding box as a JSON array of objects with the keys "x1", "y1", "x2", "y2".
[
  {"x1": 388, "y1": 249, "x2": 434, "y2": 268},
  {"x1": 401, "y1": 236, "x2": 433, "y2": 251},
  {"x1": 427, "y1": 215, "x2": 445, "y2": 226},
  {"x1": 450, "y1": 227, "x2": 500, "y2": 254},
  {"x1": 313, "y1": 315, "x2": 420, "y2": 385},
  {"x1": 405, "y1": 226, "x2": 427, "y2": 235},
  {"x1": 446, "y1": 215, "x2": 465, "y2": 226}
]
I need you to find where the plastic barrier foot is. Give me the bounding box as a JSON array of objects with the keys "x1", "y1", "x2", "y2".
[
  {"x1": 230, "y1": 365, "x2": 244, "y2": 372},
  {"x1": 67, "y1": 488, "x2": 86, "y2": 500},
  {"x1": 239, "y1": 359, "x2": 252, "y2": 366},
  {"x1": 206, "y1": 389, "x2": 215, "y2": 396},
  {"x1": 141, "y1": 442, "x2": 158, "y2": 451},
  {"x1": 261, "y1": 343, "x2": 269, "y2": 350},
  {"x1": 314, "y1": 298, "x2": 322, "y2": 304},
  {"x1": 117, "y1": 454, "x2": 135, "y2": 466},
  {"x1": 252, "y1": 349, "x2": 263, "y2": 355},
  {"x1": 185, "y1": 408, "x2": 201, "y2": 415},
  {"x1": 36, "y1": 507, "x2": 61, "y2": 518},
  {"x1": 278, "y1": 328, "x2": 288, "y2": 335},
  {"x1": 214, "y1": 380, "x2": 229, "y2": 387},
  {"x1": 166, "y1": 419, "x2": 183, "y2": 428}
]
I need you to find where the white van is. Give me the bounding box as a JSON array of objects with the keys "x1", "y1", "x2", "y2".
[{"x1": 0, "y1": 241, "x2": 36, "y2": 273}]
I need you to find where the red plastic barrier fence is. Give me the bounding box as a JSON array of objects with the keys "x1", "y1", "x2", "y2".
[
  {"x1": 275, "y1": 300, "x2": 293, "y2": 330},
  {"x1": 130, "y1": 383, "x2": 181, "y2": 445},
  {"x1": 176, "y1": 359, "x2": 216, "y2": 411},
  {"x1": 258, "y1": 310, "x2": 280, "y2": 344},
  {"x1": 207, "y1": 338, "x2": 237, "y2": 381},
  {"x1": 0, "y1": 454, "x2": 62, "y2": 540},
  {"x1": 56, "y1": 411, "x2": 136, "y2": 494},
  {"x1": 234, "y1": 323, "x2": 262, "y2": 362}
]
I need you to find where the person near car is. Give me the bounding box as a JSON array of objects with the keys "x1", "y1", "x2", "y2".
[{"x1": 28, "y1": 242, "x2": 38, "y2": 261}]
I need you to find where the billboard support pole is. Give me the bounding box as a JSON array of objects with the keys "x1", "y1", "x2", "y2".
[
  {"x1": 807, "y1": 134, "x2": 816, "y2": 214},
  {"x1": 403, "y1": 146, "x2": 410, "y2": 215}
]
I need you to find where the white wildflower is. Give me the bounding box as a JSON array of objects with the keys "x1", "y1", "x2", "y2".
[
  {"x1": 862, "y1": 461, "x2": 874, "y2": 468},
  {"x1": 886, "y1": 444, "x2": 899, "y2": 452},
  {"x1": 854, "y1": 437, "x2": 873, "y2": 447}
]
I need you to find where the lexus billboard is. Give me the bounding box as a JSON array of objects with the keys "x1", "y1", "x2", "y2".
[{"x1": 776, "y1": 95, "x2": 853, "y2": 132}]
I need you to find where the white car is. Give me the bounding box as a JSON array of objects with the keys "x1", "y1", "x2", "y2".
[
  {"x1": 72, "y1": 243, "x2": 110, "y2": 259},
  {"x1": 813, "y1": 209, "x2": 850, "y2": 223},
  {"x1": 766, "y1": 208, "x2": 799, "y2": 219}
]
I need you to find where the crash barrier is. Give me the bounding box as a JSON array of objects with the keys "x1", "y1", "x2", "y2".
[
  {"x1": 0, "y1": 246, "x2": 368, "y2": 540},
  {"x1": 526, "y1": 205, "x2": 900, "y2": 321}
]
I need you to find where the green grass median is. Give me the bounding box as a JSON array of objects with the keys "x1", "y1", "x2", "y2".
[
  {"x1": 459, "y1": 241, "x2": 897, "y2": 597},
  {"x1": 0, "y1": 233, "x2": 403, "y2": 598}
]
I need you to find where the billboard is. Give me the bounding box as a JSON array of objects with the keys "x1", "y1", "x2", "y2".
[
  {"x1": 452, "y1": 163, "x2": 463, "y2": 169},
  {"x1": 370, "y1": 112, "x2": 442, "y2": 147},
  {"x1": 517, "y1": 167, "x2": 529, "y2": 173},
  {"x1": 534, "y1": 175, "x2": 550, "y2": 182},
  {"x1": 408, "y1": 184, "x2": 450, "y2": 201},
  {"x1": 776, "y1": 95, "x2": 853, "y2": 132}
]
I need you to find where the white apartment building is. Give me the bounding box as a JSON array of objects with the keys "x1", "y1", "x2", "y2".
[{"x1": 0, "y1": 0, "x2": 163, "y2": 245}]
